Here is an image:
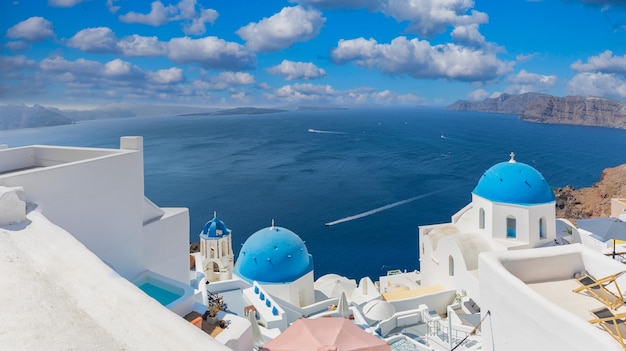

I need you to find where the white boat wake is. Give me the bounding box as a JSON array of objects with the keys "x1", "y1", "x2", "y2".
[
  {"x1": 325, "y1": 188, "x2": 451, "y2": 226},
  {"x1": 308, "y1": 129, "x2": 345, "y2": 135}
]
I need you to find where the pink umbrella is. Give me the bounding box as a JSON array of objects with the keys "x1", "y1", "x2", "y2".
[{"x1": 260, "y1": 317, "x2": 390, "y2": 351}]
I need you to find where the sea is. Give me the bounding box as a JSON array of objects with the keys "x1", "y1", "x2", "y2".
[{"x1": 2, "y1": 108, "x2": 626, "y2": 281}]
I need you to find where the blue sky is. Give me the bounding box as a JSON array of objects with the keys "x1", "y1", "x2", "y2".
[{"x1": 1, "y1": 0, "x2": 626, "y2": 108}]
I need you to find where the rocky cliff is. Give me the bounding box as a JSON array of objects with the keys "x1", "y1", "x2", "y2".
[
  {"x1": 447, "y1": 92, "x2": 549, "y2": 115},
  {"x1": 555, "y1": 163, "x2": 626, "y2": 221},
  {"x1": 448, "y1": 93, "x2": 626, "y2": 130},
  {"x1": 521, "y1": 95, "x2": 626, "y2": 129},
  {"x1": 0, "y1": 104, "x2": 72, "y2": 130}
]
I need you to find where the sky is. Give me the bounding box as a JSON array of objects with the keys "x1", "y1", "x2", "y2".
[{"x1": 1, "y1": 0, "x2": 626, "y2": 108}]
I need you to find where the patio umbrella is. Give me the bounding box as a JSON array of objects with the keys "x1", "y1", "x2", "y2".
[
  {"x1": 248, "y1": 310, "x2": 263, "y2": 349},
  {"x1": 578, "y1": 217, "x2": 626, "y2": 258},
  {"x1": 260, "y1": 317, "x2": 390, "y2": 351},
  {"x1": 362, "y1": 300, "x2": 396, "y2": 321},
  {"x1": 337, "y1": 292, "x2": 350, "y2": 318}
]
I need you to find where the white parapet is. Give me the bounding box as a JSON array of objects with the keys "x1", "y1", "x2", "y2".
[{"x1": 0, "y1": 186, "x2": 26, "y2": 225}]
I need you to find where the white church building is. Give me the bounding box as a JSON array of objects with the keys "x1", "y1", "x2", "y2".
[
  {"x1": 233, "y1": 221, "x2": 315, "y2": 307},
  {"x1": 199, "y1": 212, "x2": 235, "y2": 282},
  {"x1": 419, "y1": 153, "x2": 557, "y2": 303}
]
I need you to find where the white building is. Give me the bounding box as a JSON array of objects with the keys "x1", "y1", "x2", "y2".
[
  {"x1": 0, "y1": 137, "x2": 232, "y2": 350},
  {"x1": 419, "y1": 153, "x2": 557, "y2": 302},
  {"x1": 480, "y1": 243, "x2": 626, "y2": 351},
  {"x1": 233, "y1": 222, "x2": 315, "y2": 307},
  {"x1": 200, "y1": 212, "x2": 234, "y2": 282}
]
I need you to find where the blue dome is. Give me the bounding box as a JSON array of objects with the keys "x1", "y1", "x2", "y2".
[
  {"x1": 472, "y1": 160, "x2": 555, "y2": 205},
  {"x1": 234, "y1": 226, "x2": 313, "y2": 284},
  {"x1": 199, "y1": 214, "x2": 230, "y2": 239}
]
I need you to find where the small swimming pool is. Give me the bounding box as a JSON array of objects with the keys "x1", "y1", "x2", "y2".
[
  {"x1": 138, "y1": 281, "x2": 182, "y2": 306},
  {"x1": 132, "y1": 270, "x2": 195, "y2": 316}
]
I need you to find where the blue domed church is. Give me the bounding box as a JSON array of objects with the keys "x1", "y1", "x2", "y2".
[
  {"x1": 418, "y1": 153, "x2": 556, "y2": 303},
  {"x1": 199, "y1": 212, "x2": 234, "y2": 282},
  {"x1": 234, "y1": 221, "x2": 315, "y2": 307}
]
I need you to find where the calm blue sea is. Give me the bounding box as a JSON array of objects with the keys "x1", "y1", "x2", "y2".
[{"x1": 2, "y1": 108, "x2": 626, "y2": 280}]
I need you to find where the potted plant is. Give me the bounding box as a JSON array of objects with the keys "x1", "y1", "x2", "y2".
[{"x1": 203, "y1": 291, "x2": 227, "y2": 324}]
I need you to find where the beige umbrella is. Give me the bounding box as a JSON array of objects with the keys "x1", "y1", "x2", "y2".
[
  {"x1": 260, "y1": 317, "x2": 390, "y2": 351},
  {"x1": 248, "y1": 310, "x2": 263, "y2": 349},
  {"x1": 336, "y1": 291, "x2": 350, "y2": 318}
]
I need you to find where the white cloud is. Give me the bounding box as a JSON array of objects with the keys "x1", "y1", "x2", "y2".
[
  {"x1": 266, "y1": 60, "x2": 326, "y2": 80},
  {"x1": 516, "y1": 53, "x2": 537, "y2": 63},
  {"x1": 5, "y1": 40, "x2": 31, "y2": 52},
  {"x1": 6, "y1": 17, "x2": 55, "y2": 42},
  {"x1": 566, "y1": 72, "x2": 626, "y2": 99},
  {"x1": 370, "y1": 90, "x2": 422, "y2": 104},
  {"x1": 147, "y1": 67, "x2": 185, "y2": 84},
  {"x1": 117, "y1": 35, "x2": 168, "y2": 57},
  {"x1": 167, "y1": 36, "x2": 256, "y2": 70},
  {"x1": 195, "y1": 72, "x2": 255, "y2": 91},
  {"x1": 40, "y1": 55, "x2": 102, "y2": 75},
  {"x1": 67, "y1": 27, "x2": 118, "y2": 53},
  {"x1": 183, "y1": 8, "x2": 219, "y2": 35},
  {"x1": 214, "y1": 71, "x2": 255, "y2": 85},
  {"x1": 0, "y1": 55, "x2": 37, "y2": 71},
  {"x1": 271, "y1": 83, "x2": 335, "y2": 101},
  {"x1": 48, "y1": 0, "x2": 84, "y2": 7},
  {"x1": 67, "y1": 28, "x2": 167, "y2": 57},
  {"x1": 39, "y1": 55, "x2": 179, "y2": 85},
  {"x1": 119, "y1": 0, "x2": 218, "y2": 35},
  {"x1": 451, "y1": 24, "x2": 485, "y2": 47},
  {"x1": 107, "y1": 0, "x2": 121, "y2": 13},
  {"x1": 289, "y1": 0, "x2": 379, "y2": 9},
  {"x1": 66, "y1": 28, "x2": 251, "y2": 68},
  {"x1": 0, "y1": 55, "x2": 197, "y2": 101},
  {"x1": 331, "y1": 36, "x2": 513, "y2": 82},
  {"x1": 236, "y1": 6, "x2": 325, "y2": 52},
  {"x1": 336, "y1": 86, "x2": 424, "y2": 105},
  {"x1": 230, "y1": 91, "x2": 251, "y2": 102},
  {"x1": 383, "y1": 0, "x2": 488, "y2": 37},
  {"x1": 468, "y1": 89, "x2": 489, "y2": 100},
  {"x1": 571, "y1": 50, "x2": 626, "y2": 74},
  {"x1": 505, "y1": 69, "x2": 557, "y2": 94},
  {"x1": 119, "y1": 1, "x2": 175, "y2": 26},
  {"x1": 103, "y1": 59, "x2": 143, "y2": 79},
  {"x1": 294, "y1": 0, "x2": 487, "y2": 37}
]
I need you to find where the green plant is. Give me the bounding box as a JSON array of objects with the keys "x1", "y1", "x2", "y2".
[
  {"x1": 206, "y1": 292, "x2": 227, "y2": 318},
  {"x1": 454, "y1": 290, "x2": 467, "y2": 304}
]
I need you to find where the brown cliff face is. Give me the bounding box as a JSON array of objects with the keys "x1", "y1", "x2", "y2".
[
  {"x1": 555, "y1": 164, "x2": 626, "y2": 221},
  {"x1": 522, "y1": 96, "x2": 626, "y2": 129},
  {"x1": 447, "y1": 92, "x2": 549, "y2": 115},
  {"x1": 447, "y1": 93, "x2": 626, "y2": 130}
]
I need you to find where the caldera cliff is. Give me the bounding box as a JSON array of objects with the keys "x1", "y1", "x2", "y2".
[
  {"x1": 448, "y1": 93, "x2": 626, "y2": 130},
  {"x1": 555, "y1": 163, "x2": 626, "y2": 221}
]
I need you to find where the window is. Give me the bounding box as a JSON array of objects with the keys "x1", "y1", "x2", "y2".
[
  {"x1": 506, "y1": 216, "x2": 516, "y2": 238},
  {"x1": 539, "y1": 217, "x2": 546, "y2": 239},
  {"x1": 449, "y1": 255, "x2": 454, "y2": 276},
  {"x1": 479, "y1": 208, "x2": 485, "y2": 229}
]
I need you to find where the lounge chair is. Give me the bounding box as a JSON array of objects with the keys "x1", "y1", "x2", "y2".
[
  {"x1": 573, "y1": 271, "x2": 626, "y2": 310},
  {"x1": 589, "y1": 307, "x2": 626, "y2": 349}
]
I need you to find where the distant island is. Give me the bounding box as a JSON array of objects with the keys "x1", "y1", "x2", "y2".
[
  {"x1": 179, "y1": 107, "x2": 287, "y2": 116},
  {"x1": 448, "y1": 92, "x2": 626, "y2": 130},
  {"x1": 296, "y1": 106, "x2": 348, "y2": 111},
  {"x1": 0, "y1": 104, "x2": 296, "y2": 130},
  {"x1": 0, "y1": 104, "x2": 74, "y2": 130},
  {"x1": 0, "y1": 103, "x2": 219, "y2": 130}
]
